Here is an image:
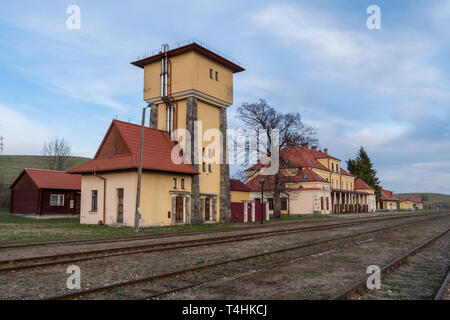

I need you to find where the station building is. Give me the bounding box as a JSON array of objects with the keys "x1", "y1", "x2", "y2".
[
  {"x1": 244, "y1": 144, "x2": 377, "y2": 215},
  {"x1": 378, "y1": 189, "x2": 400, "y2": 211},
  {"x1": 399, "y1": 197, "x2": 423, "y2": 211}
]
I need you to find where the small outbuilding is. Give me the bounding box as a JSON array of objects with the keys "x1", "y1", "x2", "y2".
[
  {"x1": 9, "y1": 169, "x2": 81, "y2": 216},
  {"x1": 230, "y1": 179, "x2": 251, "y2": 202}
]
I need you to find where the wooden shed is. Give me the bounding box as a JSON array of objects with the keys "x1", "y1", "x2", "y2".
[{"x1": 9, "y1": 169, "x2": 81, "y2": 216}]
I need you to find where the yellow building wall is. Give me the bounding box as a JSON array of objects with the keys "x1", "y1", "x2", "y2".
[
  {"x1": 140, "y1": 172, "x2": 192, "y2": 226},
  {"x1": 197, "y1": 100, "x2": 222, "y2": 221},
  {"x1": 231, "y1": 191, "x2": 250, "y2": 202},
  {"x1": 399, "y1": 201, "x2": 423, "y2": 210},
  {"x1": 143, "y1": 51, "x2": 234, "y2": 105},
  {"x1": 381, "y1": 200, "x2": 398, "y2": 210},
  {"x1": 289, "y1": 190, "x2": 332, "y2": 215},
  {"x1": 79, "y1": 172, "x2": 137, "y2": 226}
]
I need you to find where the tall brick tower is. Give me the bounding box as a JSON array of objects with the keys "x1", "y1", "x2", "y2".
[{"x1": 131, "y1": 42, "x2": 245, "y2": 223}]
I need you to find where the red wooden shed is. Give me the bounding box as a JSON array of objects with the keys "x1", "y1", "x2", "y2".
[{"x1": 9, "y1": 169, "x2": 81, "y2": 216}]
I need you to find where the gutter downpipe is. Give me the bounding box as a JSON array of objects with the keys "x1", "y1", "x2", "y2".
[{"x1": 94, "y1": 170, "x2": 106, "y2": 225}]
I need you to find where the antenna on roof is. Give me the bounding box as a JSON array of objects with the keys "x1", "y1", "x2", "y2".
[{"x1": 310, "y1": 127, "x2": 319, "y2": 148}]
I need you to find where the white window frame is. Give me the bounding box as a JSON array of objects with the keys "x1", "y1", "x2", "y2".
[{"x1": 50, "y1": 194, "x2": 64, "y2": 206}]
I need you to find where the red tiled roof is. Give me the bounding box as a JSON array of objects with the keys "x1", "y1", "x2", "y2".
[
  {"x1": 381, "y1": 189, "x2": 400, "y2": 201},
  {"x1": 310, "y1": 149, "x2": 340, "y2": 161},
  {"x1": 131, "y1": 42, "x2": 245, "y2": 73},
  {"x1": 400, "y1": 197, "x2": 423, "y2": 203},
  {"x1": 246, "y1": 145, "x2": 329, "y2": 172},
  {"x1": 245, "y1": 167, "x2": 327, "y2": 192},
  {"x1": 69, "y1": 120, "x2": 198, "y2": 175},
  {"x1": 354, "y1": 178, "x2": 374, "y2": 190},
  {"x1": 340, "y1": 168, "x2": 354, "y2": 177},
  {"x1": 10, "y1": 169, "x2": 81, "y2": 190},
  {"x1": 230, "y1": 179, "x2": 251, "y2": 192}
]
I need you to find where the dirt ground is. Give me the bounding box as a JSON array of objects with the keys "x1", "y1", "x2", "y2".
[{"x1": 0, "y1": 213, "x2": 448, "y2": 300}]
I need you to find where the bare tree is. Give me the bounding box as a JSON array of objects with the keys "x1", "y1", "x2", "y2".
[
  {"x1": 42, "y1": 137, "x2": 72, "y2": 171},
  {"x1": 236, "y1": 99, "x2": 315, "y2": 218}
]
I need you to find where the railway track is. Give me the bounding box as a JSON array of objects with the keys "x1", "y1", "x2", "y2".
[
  {"x1": 434, "y1": 270, "x2": 450, "y2": 300},
  {"x1": 331, "y1": 228, "x2": 450, "y2": 300},
  {"x1": 0, "y1": 211, "x2": 442, "y2": 251},
  {"x1": 44, "y1": 215, "x2": 447, "y2": 300},
  {"x1": 1, "y1": 213, "x2": 445, "y2": 274}
]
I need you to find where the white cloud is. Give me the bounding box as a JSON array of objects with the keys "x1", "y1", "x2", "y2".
[
  {"x1": 0, "y1": 103, "x2": 50, "y2": 155},
  {"x1": 250, "y1": 4, "x2": 445, "y2": 100}
]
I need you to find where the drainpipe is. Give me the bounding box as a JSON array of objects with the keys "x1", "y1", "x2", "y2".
[{"x1": 94, "y1": 170, "x2": 106, "y2": 225}]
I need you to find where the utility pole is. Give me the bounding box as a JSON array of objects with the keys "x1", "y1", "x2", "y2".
[
  {"x1": 260, "y1": 178, "x2": 265, "y2": 224},
  {"x1": 135, "y1": 101, "x2": 154, "y2": 232}
]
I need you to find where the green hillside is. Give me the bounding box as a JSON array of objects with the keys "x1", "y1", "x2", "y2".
[
  {"x1": 395, "y1": 193, "x2": 450, "y2": 210},
  {"x1": 0, "y1": 155, "x2": 90, "y2": 209}
]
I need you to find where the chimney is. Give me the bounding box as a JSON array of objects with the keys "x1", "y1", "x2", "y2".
[
  {"x1": 324, "y1": 148, "x2": 328, "y2": 155},
  {"x1": 301, "y1": 143, "x2": 309, "y2": 150},
  {"x1": 312, "y1": 146, "x2": 317, "y2": 152}
]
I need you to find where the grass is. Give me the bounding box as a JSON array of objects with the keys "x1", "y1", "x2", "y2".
[
  {"x1": 297, "y1": 271, "x2": 322, "y2": 278},
  {"x1": 0, "y1": 155, "x2": 91, "y2": 209},
  {"x1": 0, "y1": 210, "x2": 331, "y2": 246},
  {"x1": 0, "y1": 155, "x2": 90, "y2": 186}
]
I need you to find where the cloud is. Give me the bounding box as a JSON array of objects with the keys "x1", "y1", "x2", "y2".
[
  {"x1": 0, "y1": 103, "x2": 50, "y2": 155},
  {"x1": 380, "y1": 161, "x2": 450, "y2": 194},
  {"x1": 250, "y1": 4, "x2": 446, "y2": 100}
]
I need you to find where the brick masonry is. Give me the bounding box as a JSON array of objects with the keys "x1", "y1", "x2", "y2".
[
  {"x1": 219, "y1": 107, "x2": 231, "y2": 222},
  {"x1": 186, "y1": 97, "x2": 202, "y2": 223}
]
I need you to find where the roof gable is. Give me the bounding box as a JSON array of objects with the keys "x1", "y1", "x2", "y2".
[
  {"x1": 230, "y1": 179, "x2": 251, "y2": 192},
  {"x1": 95, "y1": 123, "x2": 131, "y2": 159},
  {"x1": 69, "y1": 120, "x2": 198, "y2": 175}
]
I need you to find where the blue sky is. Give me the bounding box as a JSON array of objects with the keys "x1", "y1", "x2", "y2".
[{"x1": 0, "y1": 0, "x2": 449, "y2": 194}]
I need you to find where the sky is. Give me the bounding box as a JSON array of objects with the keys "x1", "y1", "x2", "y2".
[{"x1": 0, "y1": 0, "x2": 449, "y2": 194}]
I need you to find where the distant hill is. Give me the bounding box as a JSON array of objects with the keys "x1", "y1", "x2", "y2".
[
  {"x1": 0, "y1": 155, "x2": 90, "y2": 209},
  {"x1": 395, "y1": 193, "x2": 450, "y2": 210}
]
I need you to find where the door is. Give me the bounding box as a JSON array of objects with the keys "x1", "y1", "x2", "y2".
[
  {"x1": 176, "y1": 197, "x2": 184, "y2": 222},
  {"x1": 205, "y1": 198, "x2": 211, "y2": 221},
  {"x1": 117, "y1": 189, "x2": 124, "y2": 224}
]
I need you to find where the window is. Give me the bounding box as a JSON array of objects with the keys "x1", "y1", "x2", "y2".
[
  {"x1": 215, "y1": 71, "x2": 219, "y2": 81},
  {"x1": 202, "y1": 162, "x2": 207, "y2": 172},
  {"x1": 208, "y1": 163, "x2": 212, "y2": 173},
  {"x1": 91, "y1": 190, "x2": 98, "y2": 212},
  {"x1": 255, "y1": 198, "x2": 261, "y2": 203},
  {"x1": 113, "y1": 145, "x2": 118, "y2": 154},
  {"x1": 209, "y1": 69, "x2": 213, "y2": 79},
  {"x1": 321, "y1": 197, "x2": 324, "y2": 210},
  {"x1": 50, "y1": 194, "x2": 64, "y2": 206},
  {"x1": 181, "y1": 179, "x2": 185, "y2": 190},
  {"x1": 281, "y1": 198, "x2": 288, "y2": 210},
  {"x1": 332, "y1": 163, "x2": 335, "y2": 172},
  {"x1": 303, "y1": 174, "x2": 309, "y2": 179},
  {"x1": 173, "y1": 178, "x2": 178, "y2": 189},
  {"x1": 268, "y1": 198, "x2": 274, "y2": 210}
]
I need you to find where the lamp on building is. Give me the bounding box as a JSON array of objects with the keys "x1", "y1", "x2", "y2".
[
  {"x1": 135, "y1": 101, "x2": 154, "y2": 232},
  {"x1": 260, "y1": 178, "x2": 265, "y2": 224}
]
